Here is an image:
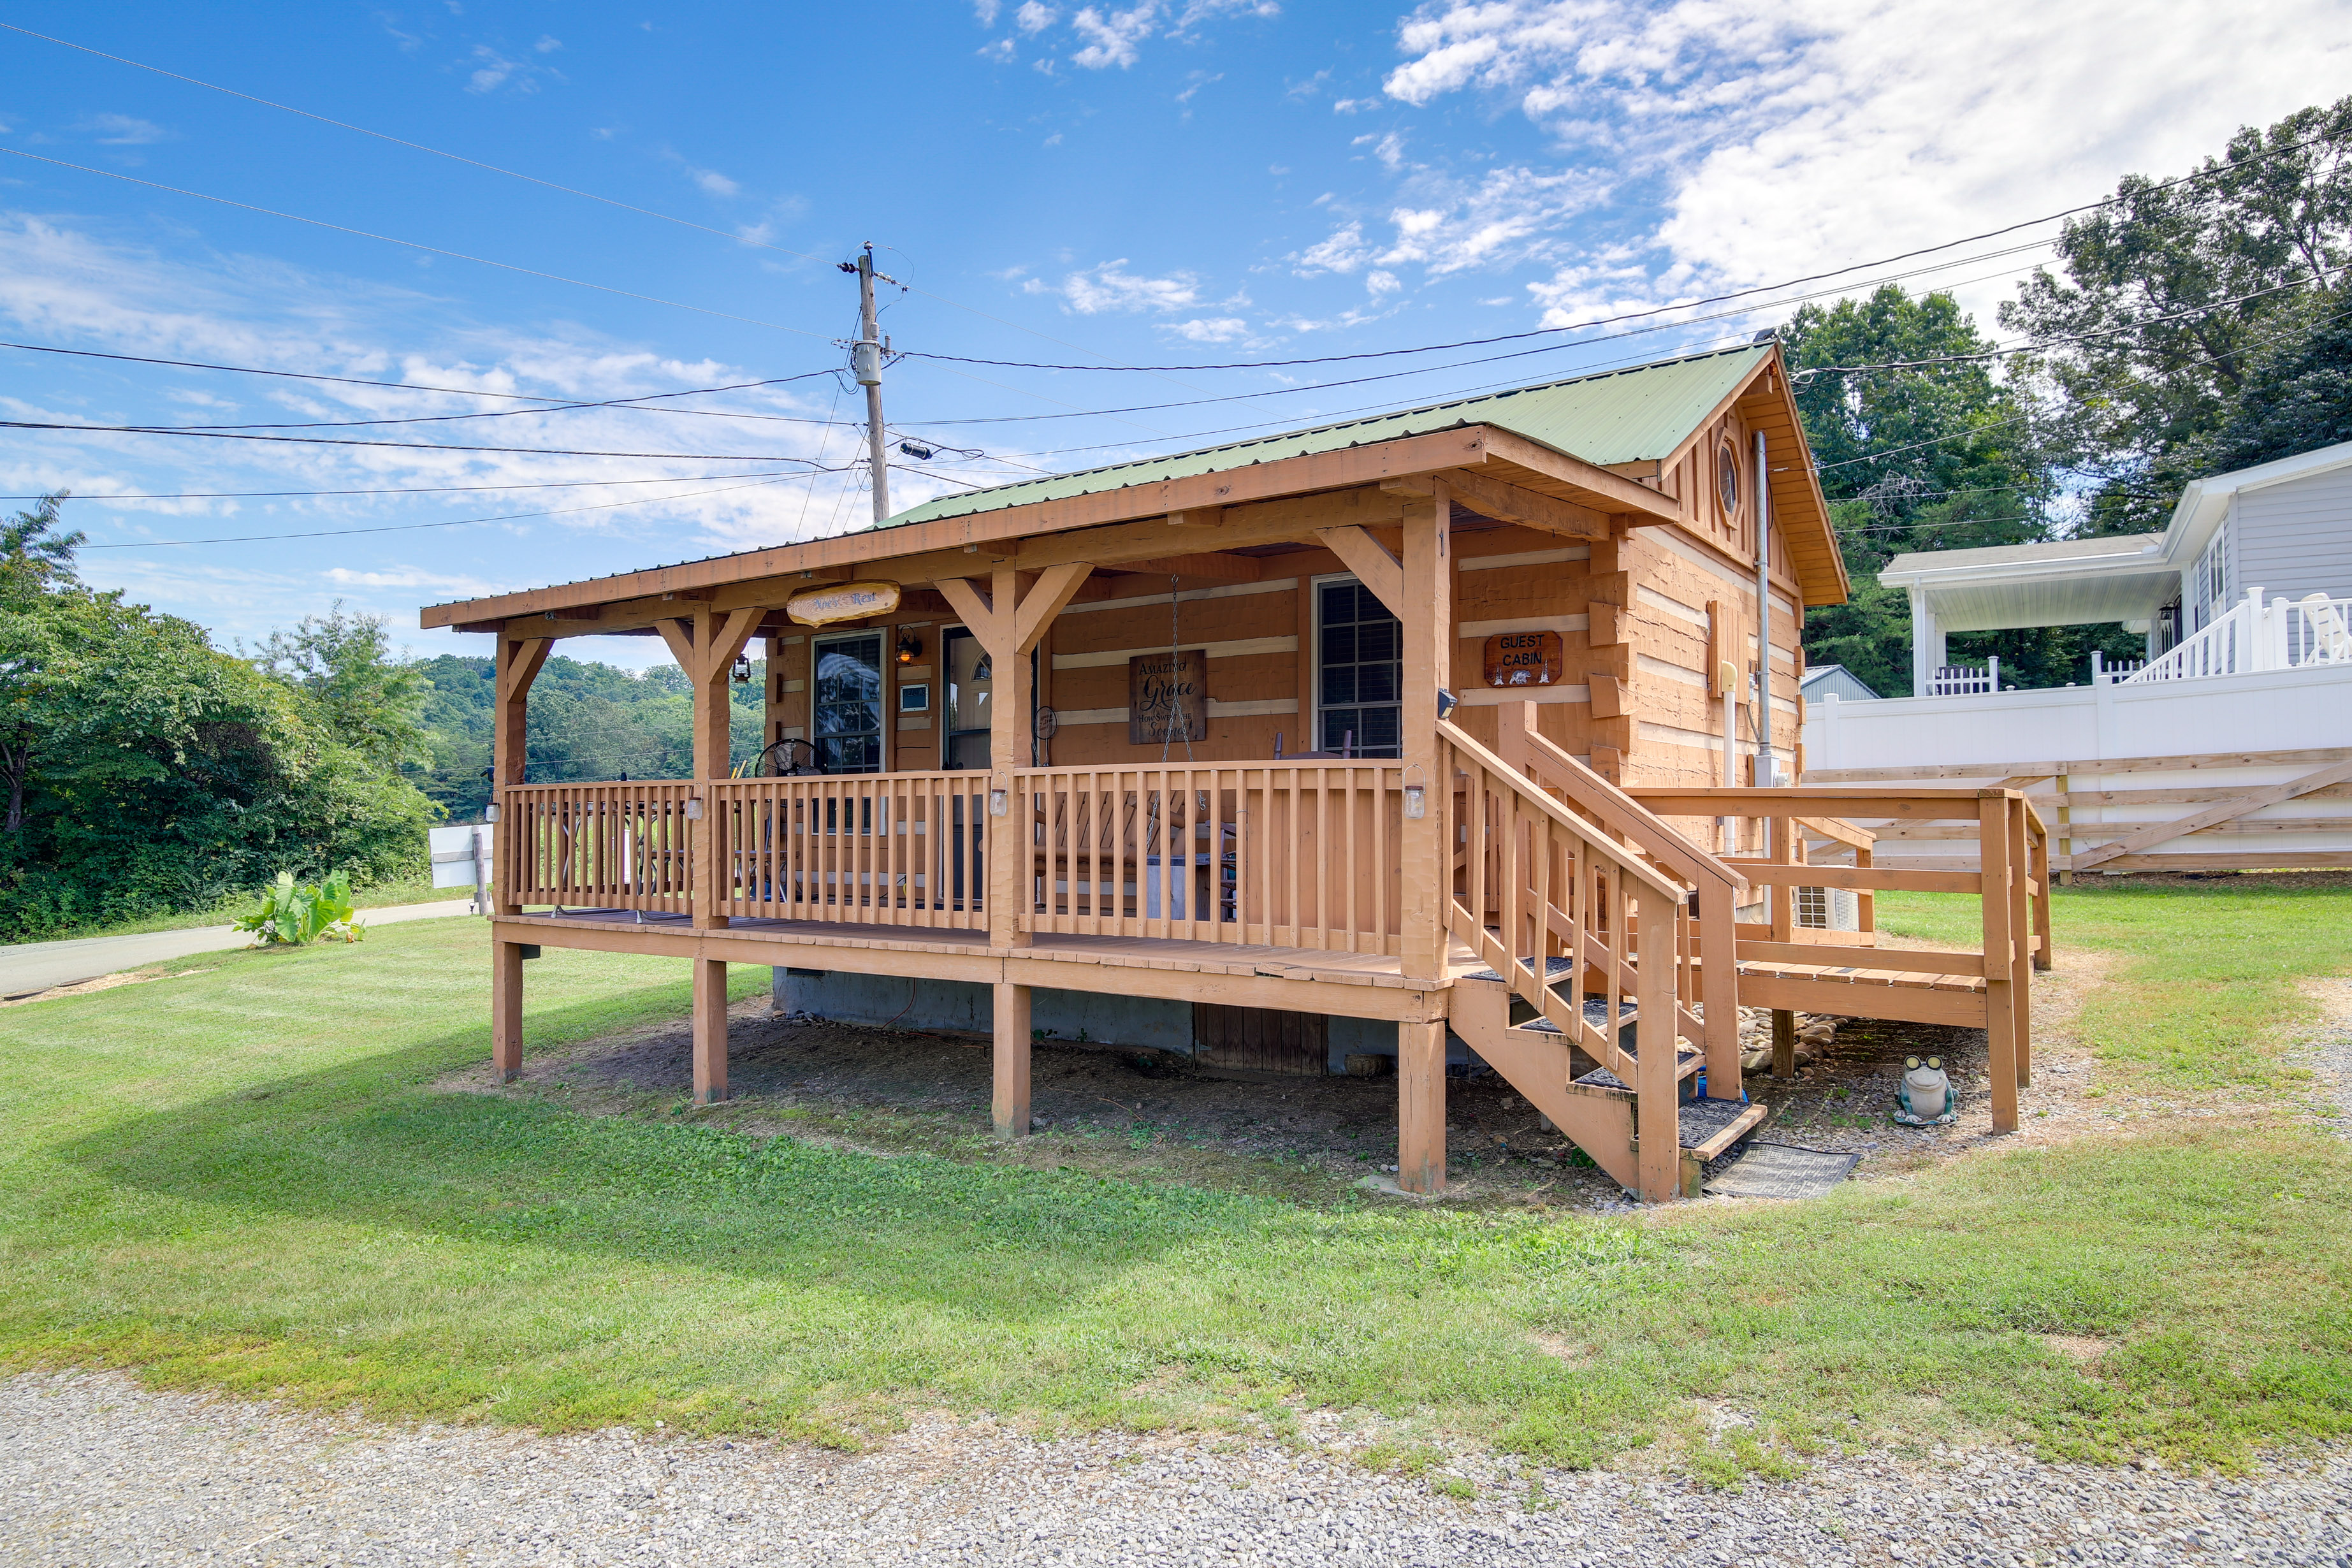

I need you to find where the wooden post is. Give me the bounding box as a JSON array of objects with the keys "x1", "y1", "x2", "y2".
[
  {"x1": 1398, "y1": 487, "x2": 1453, "y2": 984},
  {"x1": 491, "y1": 635, "x2": 550, "y2": 917},
  {"x1": 1397, "y1": 1016, "x2": 1446, "y2": 1193},
  {"x1": 1634, "y1": 886, "x2": 1680, "y2": 1202},
  {"x1": 1771, "y1": 1008, "x2": 1797, "y2": 1079},
  {"x1": 2027, "y1": 803, "x2": 2054, "y2": 975},
  {"x1": 1980, "y1": 794, "x2": 2019, "y2": 1132},
  {"x1": 989, "y1": 566, "x2": 1034, "y2": 950},
  {"x1": 492, "y1": 938, "x2": 525, "y2": 1081},
  {"x1": 2008, "y1": 796, "x2": 2035, "y2": 1087},
  {"x1": 1698, "y1": 875, "x2": 1742, "y2": 1094},
  {"x1": 992, "y1": 980, "x2": 1031, "y2": 1137},
  {"x1": 2054, "y1": 771, "x2": 2074, "y2": 886},
  {"x1": 692, "y1": 956, "x2": 729, "y2": 1103},
  {"x1": 658, "y1": 607, "x2": 762, "y2": 933}
]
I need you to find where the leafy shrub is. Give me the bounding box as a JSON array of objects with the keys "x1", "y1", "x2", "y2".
[{"x1": 235, "y1": 869, "x2": 363, "y2": 946}]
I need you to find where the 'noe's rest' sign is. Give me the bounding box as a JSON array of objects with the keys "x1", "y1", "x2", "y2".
[
  {"x1": 1482, "y1": 630, "x2": 1562, "y2": 687},
  {"x1": 1129, "y1": 650, "x2": 1207, "y2": 744}
]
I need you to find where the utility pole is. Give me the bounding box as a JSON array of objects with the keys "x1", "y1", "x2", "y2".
[{"x1": 842, "y1": 242, "x2": 897, "y2": 526}]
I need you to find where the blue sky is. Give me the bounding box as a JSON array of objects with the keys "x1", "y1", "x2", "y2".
[{"x1": 3, "y1": 0, "x2": 2345, "y2": 667}]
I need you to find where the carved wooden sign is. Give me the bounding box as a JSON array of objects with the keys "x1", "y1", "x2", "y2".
[
  {"x1": 1481, "y1": 630, "x2": 1562, "y2": 687},
  {"x1": 1128, "y1": 650, "x2": 1207, "y2": 744},
  {"x1": 786, "y1": 579, "x2": 902, "y2": 627}
]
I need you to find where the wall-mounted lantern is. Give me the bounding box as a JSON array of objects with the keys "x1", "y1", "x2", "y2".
[
  {"x1": 897, "y1": 631, "x2": 922, "y2": 665},
  {"x1": 731, "y1": 653, "x2": 752, "y2": 685}
]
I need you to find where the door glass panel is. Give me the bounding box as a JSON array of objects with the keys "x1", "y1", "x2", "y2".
[
  {"x1": 1318, "y1": 579, "x2": 1403, "y2": 758},
  {"x1": 813, "y1": 633, "x2": 883, "y2": 774},
  {"x1": 943, "y1": 627, "x2": 993, "y2": 771}
]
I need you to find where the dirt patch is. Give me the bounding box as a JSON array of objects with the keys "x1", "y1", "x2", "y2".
[
  {"x1": 439, "y1": 1002, "x2": 1638, "y2": 1211},
  {"x1": 2, "y1": 967, "x2": 215, "y2": 1006},
  {"x1": 439, "y1": 942, "x2": 2122, "y2": 1209},
  {"x1": 2296, "y1": 973, "x2": 2352, "y2": 1135}
]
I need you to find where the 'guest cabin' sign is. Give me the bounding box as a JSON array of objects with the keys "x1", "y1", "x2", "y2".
[
  {"x1": 1481, "y1": 630, "x2": 1563, "y2": 687},
  {"x1": 1128, "y1": 650, "x2": 1207, "y2": 744}
]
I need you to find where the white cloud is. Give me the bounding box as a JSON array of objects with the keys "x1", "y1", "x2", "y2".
[
  {"x1": 534, "y1": 34, "x2": 562, "y2": 52},
  {"x1": 1381, "y1": 0, "x2": 2352, "y2": 326},
  {"x1": 690, "y1": 167, "x2": 740, "y2": 197},
  {"x1": 82, "y1": 114, "x2": 171, "y2": 147},
  {"x1": 1176, "y1": 71, "x2": 1223, "y2": 104},
  {"x1": 978, "y1": 37, "x2": 1017, "y2": 61},
  {"x1": 1293, "y1": 222, "x2": 1374, "y2": 276},
  {"x1": 1365, "y1": 270, "x2": 1401, "y2": 296},
  {"x1": 1071, "y1": 4, "x2": 1157, "y2": 68},
  {"x1": 1163, "y1": 316, "x2": 1250, "y2": 341},
  {"x1": 1016, "y1": 1, "x2": 1059, "y2": 31},
  {"x1": 326, "y1": 565, "x2": 505, "y2": 596},
  {"x1": 974, "y1": 0, "x2": 1003, "y2": 21},
  {"x1": 1026, "y1": 259, "x2": 1203, "y2": 313}
]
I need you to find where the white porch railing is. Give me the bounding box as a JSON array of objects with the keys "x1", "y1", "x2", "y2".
[
  {"x1": 1927, "y1": 657, "x2": 1999, "y2": 695},
  {"x1": 2128, "y1": 587, "x2": 2352, "y2": 683}
]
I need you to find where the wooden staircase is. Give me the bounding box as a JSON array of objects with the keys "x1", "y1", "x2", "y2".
[
  {"x1": 1449, "y1": 969, "x2": 1765, "y2": 1198},
  {"x1": 1437, "y1": 708, "x2": 1764, "y2": 1201}
]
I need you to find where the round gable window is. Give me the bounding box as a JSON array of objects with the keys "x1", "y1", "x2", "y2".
[{"x1": 1717, "y1": 444, "x2": 1741, "y2": 515}]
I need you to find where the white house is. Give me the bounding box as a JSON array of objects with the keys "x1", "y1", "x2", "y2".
[
  {"x1": 1877, "y1": 439, "x2": 2352, "y2": 696},
  {"x1": 1801, "y1": 440, "x2": 2352, "y2": 875}
]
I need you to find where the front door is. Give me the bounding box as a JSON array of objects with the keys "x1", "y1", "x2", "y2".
[{"x1": 813, "y1": 631, "x2": 884, "y2": 773}]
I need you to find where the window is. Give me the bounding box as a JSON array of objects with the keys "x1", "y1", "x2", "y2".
[
  {"x1": 1717, "y1": 444, "x2": 1740, "y2": 516},
  {"x1": 811, "y1": 632, "x2": 883, "y2": 774},
  {"x1": 1316, "y1": 576, "x2": 1402, "y2": 758}
]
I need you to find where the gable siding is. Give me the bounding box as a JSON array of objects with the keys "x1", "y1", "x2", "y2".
[{"x1": 2233, "y1": 463, "x2": 2352, "y2": 602}]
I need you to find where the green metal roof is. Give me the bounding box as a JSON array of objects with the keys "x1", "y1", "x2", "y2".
[{"x1": 880, "y1": 343, "x2": 1771, "y2": 530}]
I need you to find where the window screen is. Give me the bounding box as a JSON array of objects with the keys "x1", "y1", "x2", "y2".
[
  {"x1": 812, "y1": 632, "x2": 883, "y2": 774},
  {"x1": 1318, "y1": 578, "x2": 1402, "y2": 758}
]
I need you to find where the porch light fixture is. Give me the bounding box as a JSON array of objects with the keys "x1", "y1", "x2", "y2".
[
  {"x1": 731, "y1": 654, "x2": 753, "y2": 685},
  {"x1": 988, "y1": 788, "x2": 1008, "y2": 817},
  {"x1": 1435, "y1": 688, "x2": 1458, "y2": 722},
  {"x1": 483, "y1": 802, "x2": 501, "y2": 824},
  {"x1": 1402, "y1": 764, "x2": 1428, "y2": 820},
  {"x1": 897, "y1": 631, "x2": 922, "y2": 664},
  {"x1": 685, "y1": 798, "x2": 705, "y2": 820}
]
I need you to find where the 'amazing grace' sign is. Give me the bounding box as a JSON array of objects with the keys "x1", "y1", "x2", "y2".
[{"x1": 1128, "y1": 650, "x2": 1207, "y2": 745}]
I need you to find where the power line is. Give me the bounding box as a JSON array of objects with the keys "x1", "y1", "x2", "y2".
[
  {"x1": 1, "y1": 470, "x2": 821, "y2": 502},
  {"x1": 0, "y1": 149, "x2": 831, "y2": 341},
  {"x1": 1, "y1": 417, "x2": 831, "y2": 462},
  {"x1": 80, "y1": 474, "x2": 817, "y2": 549},
  {"x1": 0, "y1": 338, "x2": 828, "y2": 405}
]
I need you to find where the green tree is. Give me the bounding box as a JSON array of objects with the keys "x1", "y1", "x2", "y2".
[
  {"x1": 1777, "y1": 287, "x2": 2138, "y2": 694},
  {"x1": 2000, "y1": 96, "x2": 2352, "y2": 530},
  {"x1": 249, "y1": 602, "x2": 430, "y2": 773}
]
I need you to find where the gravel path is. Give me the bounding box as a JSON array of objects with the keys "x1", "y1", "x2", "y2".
[
  {"x1": 2304, "y1": 976, "x2": 2352, "y2": 1136},
  {"x1": 7, "y1": 1372, "x2": 2348, "y2": 1566}
]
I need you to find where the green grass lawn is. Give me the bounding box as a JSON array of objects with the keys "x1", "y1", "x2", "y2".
[
  {"x1": 33, "y1": 869, "x2": 466, "y2": 943},
  {"x1": 3, "y1": 884, "x2": 2350, "y2": 1481}
]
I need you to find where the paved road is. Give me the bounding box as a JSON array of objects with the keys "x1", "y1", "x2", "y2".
[{"x1": 0, "y1": 900, "x2": 481, "y2": 997}]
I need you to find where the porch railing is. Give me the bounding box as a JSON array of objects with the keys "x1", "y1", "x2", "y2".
[
  {"x1": 1016, "y1": 762, "x2": 1405, "y2": 951},
  {"x1": 709, "y1": 772, "x2": 989, "y2": 929},
  {"x1": 2130, "y1": 588, "x2": 2352, "y2": 684},
  {"x1": 500, "y1": 781, "x2": 698, "y2": 914}
]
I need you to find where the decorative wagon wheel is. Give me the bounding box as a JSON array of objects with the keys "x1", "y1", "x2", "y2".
[{"x1": 753, "y1": 737, "x2": 822, "y2": 776}]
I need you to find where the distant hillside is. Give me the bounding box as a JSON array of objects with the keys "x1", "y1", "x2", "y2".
[{"x1": 410, "y1": 653, "x2": 765, "y2": 821}]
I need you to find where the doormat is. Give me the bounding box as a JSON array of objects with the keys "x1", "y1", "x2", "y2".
[{"x1": 1702, "y1": 1142, "x2": 1860, "y2": 1200}]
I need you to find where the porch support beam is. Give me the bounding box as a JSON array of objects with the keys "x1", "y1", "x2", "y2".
[
  {"x1": 1314, "y1": 526, "x2": 1405, "y2": 621},
  {"x1": 692, "y1": 957, "x2": 729, "y2": 1104},
  {"x1": 492, "y1": 939, "x2": 526, "y2": 1082},
  {"x1": 1385, "y1": 468, "x2": 1611, "y2": 540},
  {"x1": 1397, "y1": 1017, "x2": 1447, "y2": 1194},
  {"x1": 1398, "y1": 484, "x2": 1453, "y2": 985},
  {"x1": 992, "y1": 981, "x2": 1032, "y2": 1138}
]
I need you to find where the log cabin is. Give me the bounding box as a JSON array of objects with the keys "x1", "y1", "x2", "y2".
[{"x1": 423, "y1": 341, "x2": 2051, "y2": 1201}]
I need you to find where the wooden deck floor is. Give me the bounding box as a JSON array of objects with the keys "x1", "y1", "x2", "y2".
[{"x1": 497, "y1": 906, "x2": 1474, "y2": 1019}]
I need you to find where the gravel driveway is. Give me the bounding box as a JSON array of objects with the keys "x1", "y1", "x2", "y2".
[{"x1": 7, "y1": 1372, "x2": 2347, "y2": 1566}]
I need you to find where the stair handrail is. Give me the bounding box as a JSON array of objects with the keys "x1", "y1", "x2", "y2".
[
  {"x1": 1496, "y1": 709, "x2": 1745, "y2": 897},
  {"x1": 1439, "y1": 718, "x2": 1686, "y2": 1190}
]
